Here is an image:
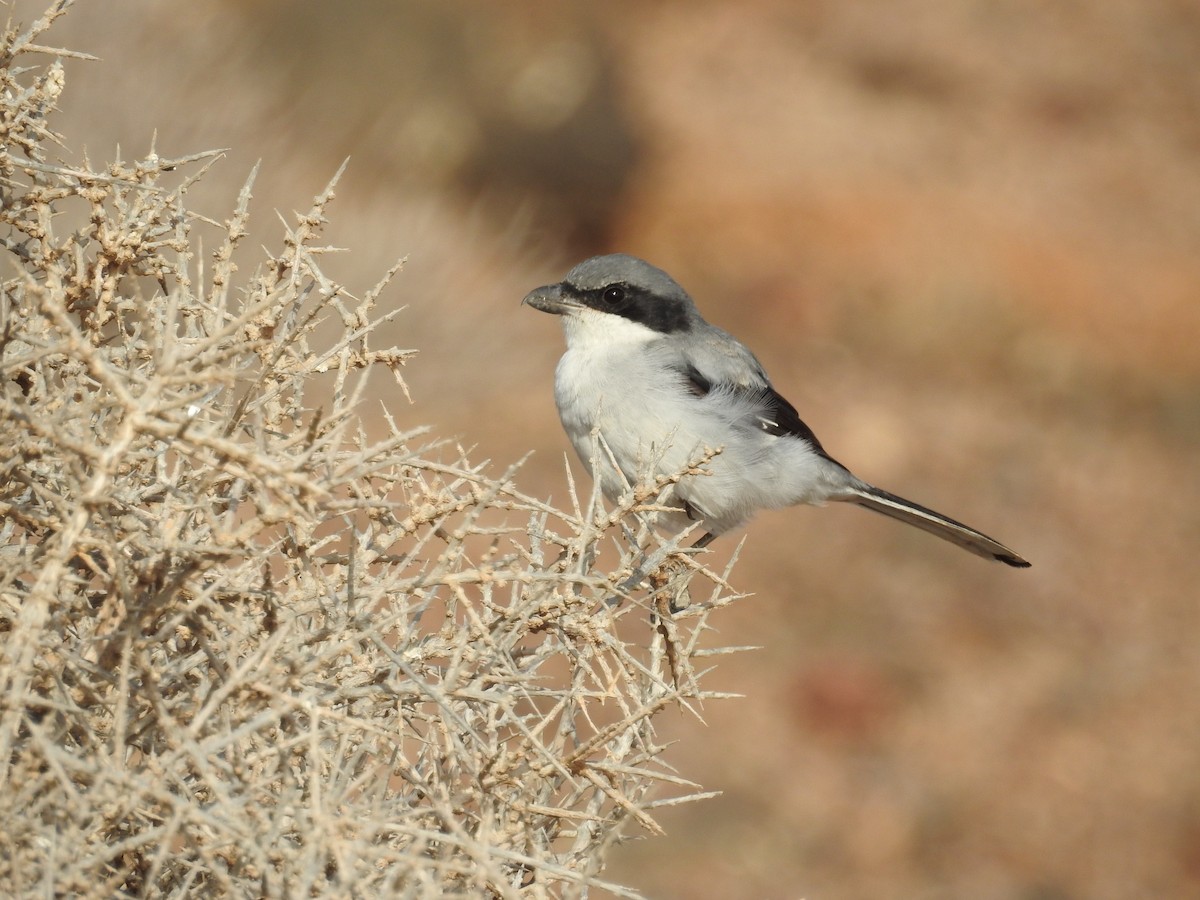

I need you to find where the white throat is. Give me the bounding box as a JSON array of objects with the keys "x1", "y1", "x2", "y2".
[{"x1": 561, "y1": 308, "x2": 662, "y2": 350}]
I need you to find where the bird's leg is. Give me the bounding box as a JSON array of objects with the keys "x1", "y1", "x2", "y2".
[
  {"x1": 662, "y1": 535, "x2": 715, "y2": 614},
  {"x1": 610, "y1": 530, "x2": 714, "y2": 609}
]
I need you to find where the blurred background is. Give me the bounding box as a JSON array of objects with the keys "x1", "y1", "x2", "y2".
[{"x1": 20, "y1": 0, "x2": 1200, "y2": 896}]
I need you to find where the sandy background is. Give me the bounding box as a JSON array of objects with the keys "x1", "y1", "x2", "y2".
[{"x1": 18, "y1": 0, "x2": 1200, "y2": 896}]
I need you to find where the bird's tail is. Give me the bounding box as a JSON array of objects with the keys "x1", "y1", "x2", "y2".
[{"x1": 838, "y1": 483, "x2": 1030, "y2": 568}]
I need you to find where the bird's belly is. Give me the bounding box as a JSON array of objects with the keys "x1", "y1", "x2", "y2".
[{"x1": 555, "y1": 356, "x2": 684, "y2": 487}]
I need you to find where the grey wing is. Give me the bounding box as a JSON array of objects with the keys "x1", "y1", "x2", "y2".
[
  {"x1": 668, "y1": 324, "x2": 837, "y2": 459},
  {"x1": 682, "y1": 323, "x2": 772, "y2": 389}
]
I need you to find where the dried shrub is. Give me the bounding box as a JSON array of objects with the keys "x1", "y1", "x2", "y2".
[{"x1": 0, "y1": 4, "x2": 745, "y2": 897}]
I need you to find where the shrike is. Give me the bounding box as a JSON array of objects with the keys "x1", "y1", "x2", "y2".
[{"x1": 523, "y1": 254, "x2": 1029, "y2": 567}]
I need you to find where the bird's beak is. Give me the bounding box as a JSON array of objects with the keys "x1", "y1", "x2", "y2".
[{"x1": 522, "y1": 282, "x2": 580, "y2": 316}]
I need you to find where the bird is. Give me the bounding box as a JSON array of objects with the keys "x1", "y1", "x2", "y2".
[{"x1": 522, "y1": 253, "x2": 1030, "y2": 568}]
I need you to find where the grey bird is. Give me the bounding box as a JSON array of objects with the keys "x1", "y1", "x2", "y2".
[{"x1": 523, "y1": 253, "x2": 1030, "y2": 568}]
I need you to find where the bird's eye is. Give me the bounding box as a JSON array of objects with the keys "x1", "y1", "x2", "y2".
[{"x1": 602, "y1": 285, "x2": 625, "y2": 304}]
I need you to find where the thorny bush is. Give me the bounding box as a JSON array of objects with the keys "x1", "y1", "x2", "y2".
[{"x1": 0, "y1": 3, "x2": 747, "y2": 898}]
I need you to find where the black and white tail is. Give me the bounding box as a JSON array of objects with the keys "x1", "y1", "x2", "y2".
[{"x1": 840, "y1": 484, "x2": 1030, "y2": 568}]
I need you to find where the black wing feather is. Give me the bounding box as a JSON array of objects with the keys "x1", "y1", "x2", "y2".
[
  {"x1": 757, "y1": 385, "x2": 826, "y2": 449},
  {"x1": 678, "y1": 364, "x2": 837, "y2": 461}
]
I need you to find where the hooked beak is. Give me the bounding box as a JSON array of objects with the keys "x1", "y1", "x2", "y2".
[{"x1": 522, "y1": 282, "x2": 582, "y2": 316}]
